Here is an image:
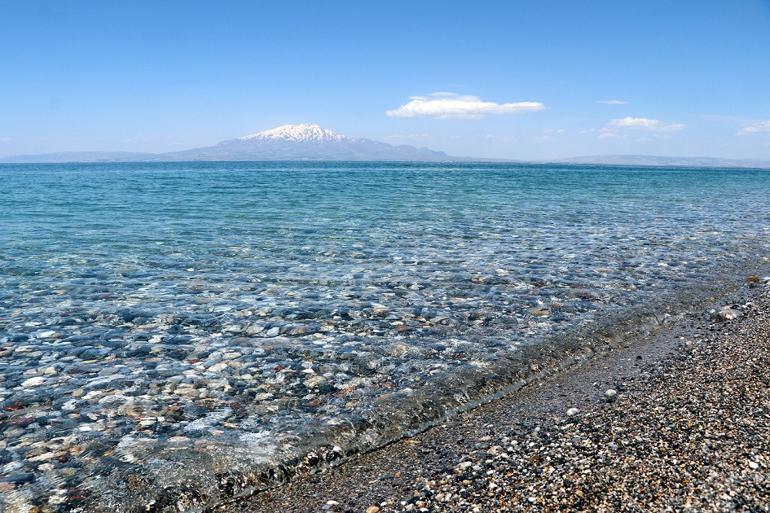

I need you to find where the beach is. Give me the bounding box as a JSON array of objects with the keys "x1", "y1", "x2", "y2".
[
  {"x1": 1, "y1": 162, "x2": 769, "y2": 512},
  {"x1": 238, "y1": 277, "x2": 769, "y2": 512},
  {"x1": 3, "y1": 2, "x2": 769, "y2": 510}
]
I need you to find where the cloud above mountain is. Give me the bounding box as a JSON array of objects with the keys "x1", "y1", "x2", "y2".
[
  {"x1": 609, "y1": 117, "x2": 684, "y2": 130},
  {"x1": 737, "y1": 120, "x2": 770, "y2": 135},
  {"x1": 599, "y1": 116, "x2": 685, "y2": 138},
  {"x1": 386, "y1": 93, "x2": 545, "y2": 119}
]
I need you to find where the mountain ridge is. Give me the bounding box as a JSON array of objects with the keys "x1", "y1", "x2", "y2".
[
  {"x1": 549, "y1": 154, "x2": 770, "y2": 169},
  {"x1": 1, "y1": 125, "x2": 769, "y2": 168}
]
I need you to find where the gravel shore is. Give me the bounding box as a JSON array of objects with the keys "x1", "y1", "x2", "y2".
[{"x1": 233, "y1": 279, "x2": 769, "y2": 512}]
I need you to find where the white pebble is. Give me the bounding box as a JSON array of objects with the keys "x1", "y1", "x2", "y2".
[{"x1": 21, "y1": 376, "x2": 46, "y2": 388}]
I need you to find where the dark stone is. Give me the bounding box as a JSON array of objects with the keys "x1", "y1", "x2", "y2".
[{"x1": 1, "y1": 472, "x2": 34, "y2": 484}]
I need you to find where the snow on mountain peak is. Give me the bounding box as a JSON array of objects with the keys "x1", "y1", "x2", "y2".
[{"x1": 239, "y1": 124, "x2": 348, "y2": 142}]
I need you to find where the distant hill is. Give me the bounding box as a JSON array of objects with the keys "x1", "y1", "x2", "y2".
[
  {"x1": 0, "y1": 124, "x2": 459, "y2": 163},
  {"x1": 552, "y1": 154, "x2": 770, "y2": 169},
  {"x1": 0, "y1": 151, "x2": 157, "y2": 164},
  {"x1": 2, "y1": 130, "x2": 768, "y2": 168}
]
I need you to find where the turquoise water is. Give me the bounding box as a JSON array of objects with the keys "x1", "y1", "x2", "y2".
[{"x1": 1, "y1": 162, "x2": 769, "y2": 511}]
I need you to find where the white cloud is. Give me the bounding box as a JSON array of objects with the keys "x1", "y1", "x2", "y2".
[
  {"x1": 386, "y1": 92, "x2": 545, "y2": 119},
  {"x1": 598, "y1": 99, "x2": 628, "y2": 105},
  {"x1": 608, "y1": 117, "x2": 684, "y2": 131},
  {"x1": 737, "y1": 120, "x2": 770, "y2": 135},
  {"x1": 597, "y1": 117, "x2": 684, "y2": 140}
]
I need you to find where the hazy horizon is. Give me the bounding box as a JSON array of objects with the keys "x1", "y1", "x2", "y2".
[{"x1": 1, "y1": 1, "x2": 769, "y2": 161}]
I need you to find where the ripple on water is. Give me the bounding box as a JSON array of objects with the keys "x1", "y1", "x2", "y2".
[{"x1": 1, "y1": 162, "x2": 769, "y2": 511}]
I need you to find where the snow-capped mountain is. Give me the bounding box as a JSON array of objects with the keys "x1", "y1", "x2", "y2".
[
  {"x1": 238, "y1": 123, "x2": 348, "y2": 142},
  {"x1": 160, "y1": 124, "x2": 454, "y2": 161}
]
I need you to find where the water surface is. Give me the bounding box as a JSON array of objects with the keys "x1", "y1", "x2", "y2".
[{"x1": 1, "y1": 162, "x2": 769, "y2": 511}]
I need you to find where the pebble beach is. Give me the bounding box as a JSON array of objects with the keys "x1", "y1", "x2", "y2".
[{"x1": 242, "y1": 277, "x2": 770, "y2": 512}]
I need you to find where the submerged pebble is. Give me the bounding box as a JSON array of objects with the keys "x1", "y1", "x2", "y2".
[{"x1": 1, "y1": 162, "x2": 769, "y2": 511}]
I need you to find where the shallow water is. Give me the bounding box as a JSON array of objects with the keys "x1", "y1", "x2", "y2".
[{"x1": 1, "y1": 162, "x2": 769, "y2": 511}]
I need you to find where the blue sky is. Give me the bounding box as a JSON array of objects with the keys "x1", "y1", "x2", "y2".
[{"x1": 1, "y1": 0, "x2": 769, "y2": 160}]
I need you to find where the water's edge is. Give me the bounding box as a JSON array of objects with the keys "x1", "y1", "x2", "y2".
[{"x1": 82, "y1": 260, "x2": 768, "y2": 513}]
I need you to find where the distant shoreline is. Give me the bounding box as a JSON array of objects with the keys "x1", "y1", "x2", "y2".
[{"x1": 1, "y1": 158, "x2": 770, "y2": 170}]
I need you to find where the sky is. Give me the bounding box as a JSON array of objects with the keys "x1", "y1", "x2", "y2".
[{"x1": 1, "y1": 0, "x2": 769, "y2": 160}]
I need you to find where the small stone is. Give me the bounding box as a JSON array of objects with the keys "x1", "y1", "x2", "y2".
[
  {"x1": 748, "y1": 460, "x2": 759, "y2": 470},
  {"x1": 605, "y1": 389, "x2": 618, "y2": 401},
  {"x1": 21, "y1": 376, "x2": 46, "y2": 388},
  {"x1": 487, "y1": 445, "x2": 502, "y2": 455},
  {"x1": 372, "y1": 304, "x2": 390, "y2": 317},
  {"x1": 457, "y1": 461, "x2": 473, "y2": 471},
  {"x1": 566, "y1": 407, "x2": 580, "y2": 417},
  {"x1": 244, "y1": 323, "x2": 264, "y2": 335},
  {"x1": 1, "y1": 472, "x2": 34, "y2": 484},
  {"x1": 287, "y1": 325, "x2": 311, "y2": 336},
  {"x1": 27, "y1": 451, "x2": 57, "y2": 462},
  {"x1": 208, "y1": 362, "x2": 229, "y2": 373},
  {"x1": 304, "y1": 375, "x2": 327, "y2": 388},
  {"x1": 714, "y1": 305, "x2": 741, "y2": 321},
  {"x1": 366, "y1": 507, "x2": 381, "y2": 513}
]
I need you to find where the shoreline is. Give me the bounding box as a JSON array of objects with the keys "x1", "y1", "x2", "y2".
[
  {"x1": 115, "y1": 267, "x2": 769, "y2": 512},
  {"x1": 3, "y1": 272, "x2": 768, "y2": 513},
  {"x1": 4, "y1": 163, "x2": 770, "y2": 513},
  {"x1": 232, "y1": 277, "x2": 769, "y2": 512}
]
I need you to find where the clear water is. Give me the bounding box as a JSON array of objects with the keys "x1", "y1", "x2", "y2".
[{"x1": 1, "y1": 162, "x2": 769, "y2": 511}]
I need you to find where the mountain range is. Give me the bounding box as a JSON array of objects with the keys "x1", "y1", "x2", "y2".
[
  {"x1": 550, "y1": 154, "x2": 770, "y2": 169},
  {"x1": 0, "y1": 124, "x2": 454, "y2": 163},
  {"x1": 1, "y1": 124, "x2": 769, "y2": 168}
]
